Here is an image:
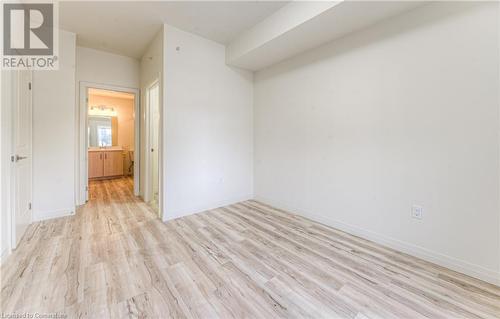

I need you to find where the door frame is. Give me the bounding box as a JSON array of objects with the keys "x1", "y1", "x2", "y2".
[
  {"x1": 144, "y1": 79, "x2": 159, "y2": 205},
  {"x1": 142, "y1": 76, "x2": 163, "y2": 220},
  {"x1": 77, "y1": 82, "x2": 140, "y2": 204}
]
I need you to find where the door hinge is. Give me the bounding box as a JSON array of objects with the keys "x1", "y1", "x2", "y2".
[
  {"x1": 28, "y1": 202, "x2": 32, "y2": 210},
  {"x1": 28, "y1": 82, "x2": 31, "y2": 90},
  {"x1": 11, "y1": 155, "x2": 15, "y2": 162}
]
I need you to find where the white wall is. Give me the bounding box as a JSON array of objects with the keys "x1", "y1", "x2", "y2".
[
  {"x1": 76, "y1": 47, "x2": 140, "y2": 88},
  {"x1": 140, "y1": 29, "x2": 164, "y2": 200},
  {"x1": 254, "y1": 2, "x2": 500, "y2": 285},
  {"x1": 163, "y1": 25, "x2": 254, "y2": 220},
  {"x1": 32, "y1": 30, "x2": 77, "y2": 220}
]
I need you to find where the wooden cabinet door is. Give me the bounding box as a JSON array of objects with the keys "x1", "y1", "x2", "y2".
[
  {"x1": 103, "y1": 151, "x2": 123, "y2": 177},
  {"x1": 88, "y1": 152, "x2": 104, "y2": 179}
]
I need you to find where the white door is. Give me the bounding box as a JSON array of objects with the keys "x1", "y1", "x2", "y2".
[
  {"x1": 13, "y1": 70, "x2": 33, "y2": 248},
  {"x1": 147, "y1": 82, "x2": 160, "y2": 212}
]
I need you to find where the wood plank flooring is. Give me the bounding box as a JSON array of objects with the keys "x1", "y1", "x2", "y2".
[{"x1": 1, "y1": 177, "x2": 500, "y2": 318}]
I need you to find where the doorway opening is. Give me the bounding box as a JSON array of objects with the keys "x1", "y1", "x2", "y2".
[
  {"x1": 79, "y1": 83, "x2": 140, "y2": 204},
  {"x1": 87, "y1": 88, "x2": 136, "y2": 193},
  {"x1": 145, "y1": 81, "x2": 160, "y2": 214}
]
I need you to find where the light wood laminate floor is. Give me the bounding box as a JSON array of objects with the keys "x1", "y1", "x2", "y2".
[{"x1": 1, "y1": 177, "x2": 500, "y2": 318}]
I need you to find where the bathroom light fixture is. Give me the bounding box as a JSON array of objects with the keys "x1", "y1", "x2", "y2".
[{"x1": 88, "y1": 105, "x2": 117, "y2": 117}]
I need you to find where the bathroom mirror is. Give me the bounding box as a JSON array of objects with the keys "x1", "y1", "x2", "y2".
[{"x1": 88, "y1": 115, "x2": 118, "y2": 147}]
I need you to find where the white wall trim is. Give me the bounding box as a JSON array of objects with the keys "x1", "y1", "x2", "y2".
[
  {"x1": 165, "y1": 194, "x2": 253, "y2": 222},
  {"x1": 33, "y1": 207, "x2": 75, "y2": 222},
  {"x1": 77, "y1": 81, "x2": 140, "y2": 206},
  {"x1": 255, "y1": 196, "x2": 500, "y2": 287}
]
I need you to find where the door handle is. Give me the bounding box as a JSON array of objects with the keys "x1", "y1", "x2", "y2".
[{"x1": 15, "y1": 155, "x2": 27, "y2": 162}]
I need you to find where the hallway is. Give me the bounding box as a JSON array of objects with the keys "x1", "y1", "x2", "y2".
[{"x1": 2, "y1": 179, "x2": 500, "y2": 318}]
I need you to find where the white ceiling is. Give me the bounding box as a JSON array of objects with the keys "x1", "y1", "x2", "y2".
[{"x1": 60, "y1": 1, "x2": 288, "y2": 59}]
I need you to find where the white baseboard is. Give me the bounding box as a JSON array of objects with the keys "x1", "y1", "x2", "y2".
[
  {"x1": 164, "y1": 194, "x2": 253, "y2": 222},
  {"x1": 33, "y1": 207, "x2": 76, "y2": 222},
  {"x1": 254, "y1": 196, "x2": 500, "y2": 287}
]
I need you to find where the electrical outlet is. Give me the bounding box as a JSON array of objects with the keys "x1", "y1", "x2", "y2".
[{"x1": 411, "y1": 205, "x2": 423, "y2": 220}]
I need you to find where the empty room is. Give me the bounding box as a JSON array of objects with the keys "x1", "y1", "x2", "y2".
[{"x1": 1, "y1": 1, "x2": 500, "y2": 318}]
